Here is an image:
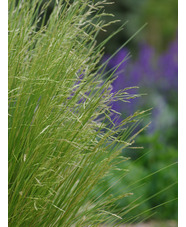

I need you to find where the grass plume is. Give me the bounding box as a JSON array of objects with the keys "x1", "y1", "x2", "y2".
[{"x1": 9, "y1": 0, "x2": 153, "y2": 226}]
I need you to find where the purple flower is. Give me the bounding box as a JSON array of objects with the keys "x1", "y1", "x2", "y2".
[
  {"x1": 158, "y1": 39, "x2": 178, "y2": 91},
  {"x1": 103, "y1": 38, "x2": 178, "y2": 123}
]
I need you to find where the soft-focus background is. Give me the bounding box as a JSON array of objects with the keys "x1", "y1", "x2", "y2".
[{"x1": 96, "y1": 0, "x2": 178, "y2": 224}]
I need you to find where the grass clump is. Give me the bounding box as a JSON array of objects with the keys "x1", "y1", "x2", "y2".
[{"x1": 8, "y1": 0, "x2": 146, "y2": 226}]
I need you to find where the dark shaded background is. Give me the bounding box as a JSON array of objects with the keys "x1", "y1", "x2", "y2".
[{"x1": 97, "y1": 0, "x2": 178, "y2": 53}]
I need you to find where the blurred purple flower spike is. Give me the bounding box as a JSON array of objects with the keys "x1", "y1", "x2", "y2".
[
  {"x1": 158, "y1": 39, "x2": 178, "y2": 91},
  {"x1": 103, "y1": 37, "x2": 178, "y2": 124}
]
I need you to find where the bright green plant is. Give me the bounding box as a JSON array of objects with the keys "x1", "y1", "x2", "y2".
[{"x1": 8, "y1": 0, "x2": 147, "y2": 226}]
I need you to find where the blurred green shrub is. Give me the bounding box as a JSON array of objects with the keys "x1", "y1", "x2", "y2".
[
  {"x1": 134, "y1": 132, "x2": 178, "y2": 220},
  {"x1": 96, "y1": 0, "x2": 177, "y2": 53},
  {"x1": 142, "y1": 0, "x2": 178, "y2": 50},
  {"x1": 94, "y1": 132, "x2": 178, "y2": 221}
]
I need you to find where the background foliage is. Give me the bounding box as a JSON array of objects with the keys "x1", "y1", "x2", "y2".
[
  {"x1": 96, "y1": 0, "x2": 178, "y2": 53},
  {"x1": 97, "y1": 0, "x2": 178, "y2": 221}
]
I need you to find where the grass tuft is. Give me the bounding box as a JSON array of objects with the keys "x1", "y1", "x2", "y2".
[{"x1": 9, "y1": 0, "x2": 149, "y2": 226}]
